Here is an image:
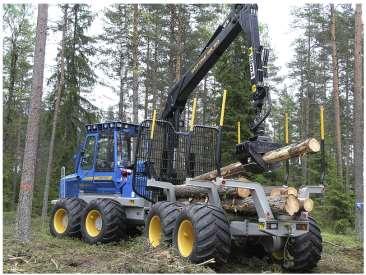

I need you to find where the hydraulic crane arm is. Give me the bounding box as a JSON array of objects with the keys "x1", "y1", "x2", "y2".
[{"x1": 161, "y1": 4, "x2": 270, "y2": 137}]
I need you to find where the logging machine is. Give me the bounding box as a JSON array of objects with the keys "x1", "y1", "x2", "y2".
[{"x1": 50, "y1": 4, "x2": 324, "y2": 272}]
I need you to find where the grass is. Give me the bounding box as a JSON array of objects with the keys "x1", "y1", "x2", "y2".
[{"x1": 3, "y1": 212, "x2": 364, "y2": 273}]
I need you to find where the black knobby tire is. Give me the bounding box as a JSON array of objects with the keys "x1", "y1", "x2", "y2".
[
  {"x1": 173, "y1": 203, "x2": 231, "y2": 264},
  {"x1": 81, "y1": 198, "x2": 126, "y2": 244},
  {"x1": 145, "y1": 201, "x2": 184, "y2": 247},
  {"x1": 50, "y1": 198, "x2": 86, "y2": 238},
  {"x1": 284, "y1": 216, "x2": 322, "y2": 272}
]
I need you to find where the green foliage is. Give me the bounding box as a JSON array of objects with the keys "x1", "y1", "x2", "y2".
[
  {"x1": 334, "y1": 219, "x2": 351, "y2": 234},
  {"x1": 213, "y1": 36, "x2": 252, "y2": 165}
]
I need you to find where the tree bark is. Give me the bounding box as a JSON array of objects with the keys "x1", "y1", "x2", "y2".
[
  {"x1": 179, "y1": 195, "x2": 300, "y2": 216},
  {"x1": 132, "y1": 4, "x2": 139, "y2": 124},
  {"x1": 15, "y1": 4, "x2": 48, "y2": 242},
  {"x1": 175, "y1": 6, "x2": 183, "y2": 81},
  {"x1": 353, "y1": 4, "x2": 363, "y2": 240},
  {"x1": 192, "y1": 138, "x2": 320, "y2": 181},
  {"x1": 41, "y1": 4, "x2": 68, "y2": 227},
  {"x1": 144, "y1": 36, "x2": 150, "y2": 119},
  {"x1": 330, "y1": 4, "x2": 344, "y2": 184},
  {"x1": 11, "y1": 118, "x2": 23, "y2": 210}
]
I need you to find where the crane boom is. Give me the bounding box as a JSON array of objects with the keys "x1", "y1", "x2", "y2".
[{"x1": 161, "y1": 4, "x2": 270, "y2": 138}]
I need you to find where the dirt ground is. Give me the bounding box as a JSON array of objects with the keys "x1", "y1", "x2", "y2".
[{"x1": 3, "y1": 213, "x2": 363, "y2": 273}]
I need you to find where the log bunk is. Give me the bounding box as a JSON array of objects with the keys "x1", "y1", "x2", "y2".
[{"x1": 175, "y1": 138, "x2": 320, "y2": 216}]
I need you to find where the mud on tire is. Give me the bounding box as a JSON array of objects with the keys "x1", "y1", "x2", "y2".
[
  {"x1": 173, "y1": 203, "x2": 231, "y2": 264},
  {"x1": 81, "y1": 198, "x2": 126, "y2": 244},
  {"x1": 50, "y1": 198, "x2": 86, "y2": 238}
]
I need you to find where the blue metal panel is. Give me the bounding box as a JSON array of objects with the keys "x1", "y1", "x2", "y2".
[
  {"x1": 58, "y1": 122, "x2": 144, "y2": 200},
  {"x1": 59, "y1": 173, "x2": 79, "y2": 198}
]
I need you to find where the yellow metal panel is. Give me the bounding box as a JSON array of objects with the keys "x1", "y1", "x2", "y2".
[
  {"x1": 189, "y1": 98, "x2": 197, "y2": 131},
  {"x1": 220, "y1": 90, "x2": 227, "y2": 127},
  {"x1": 53, "y1": 208, "x2": 67, "y2": 234},
  {"x1": 237, "y1": 121, "x2": 241, "y2": 144},
  {"x1": 320, "y1": 105, "x2": 325, "y2": 140},
  {"x1": 177, "y1": 219, "x2": 194, "y2": 257},
  {"x1": 251, "y1": 84, "x2": 257, "y2": 93},
  {"x1": 82, "y1": 177, "x2": 94, "y2": 181},
  {"x1": 284, "y1": 112, "x2": 289, "y2": 144},
  {"x1": 148, "y1": 215, "x2": 161, "y2": 247},
  {"x1": 85, "y1": 210, "x2": 102, "y2": 237},
  {"x1": 93, "y1": 176, "x2": 113, "y2": 181},
  {"x1": 150, "y1": 110, "x2": 157, "y2": 140}
]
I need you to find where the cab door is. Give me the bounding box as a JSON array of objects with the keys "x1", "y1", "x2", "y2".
[
  {"x1": 78, "y1": 133, "x2": 97, "y2": 192},
  {"x1": 93, "y1": 130, "x2": 116, "y2": 193}
]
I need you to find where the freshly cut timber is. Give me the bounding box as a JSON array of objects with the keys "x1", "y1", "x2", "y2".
[
  {"x1": 262, "y1": 138, "x2": 320, "y2": 163},
  {"x1": 175, "y1": 184, "x2": 305, "y2": 216},
  {"x1": 299, "y1": 198, "x2": 314, "y2": 212},
  {"x1": 179, "y1": 195, "x2": 300, "y2": 216},
  {"x1": 192, "y1": 138, "x2": 320, "y2": 181},
  {"x1": 270, "y1": 187, "x2": 298, "y2": 197}
]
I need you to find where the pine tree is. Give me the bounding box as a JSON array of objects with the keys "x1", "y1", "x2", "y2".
[
  {"x1": 3, "y1": 4, "x2": 35, "y2": 210},
  {"x1": 353, "y1": 3, "x2": 363, "y2": 240},
  {"x1": 41, "y1": 4, "x2": 68, "y2": 226},
  {"x1": 330, "y1": 4, "x2": 344, "y2": 186},
  {"x1": 15, "y1": 4, "x2": 48, "y2": 242}
]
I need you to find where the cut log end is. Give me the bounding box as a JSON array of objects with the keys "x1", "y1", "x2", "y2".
[
  {"x1": 285, "y1": 195, "x2": 300, "y2": 216},
  {"x1": 237, "y1": 188, "x2": 251, "y2": 198},
  {"x1": 308, "y1": 138, "x2": 321, "y2": 153},
  {"x1": 299, "y1": 198, "x2": 314, "y2": 212}
]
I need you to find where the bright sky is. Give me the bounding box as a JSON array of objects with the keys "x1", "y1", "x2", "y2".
[{"x1": 41, "y1": 2, "x2": 301, "y2": 116}]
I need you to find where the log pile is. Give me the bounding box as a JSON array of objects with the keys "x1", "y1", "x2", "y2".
[
  {"x1": 176, "y1": 185, "x2": 313, "y2": 216},
  {"x1": 175, "y1": 138, "x2": 318, "y2": 216}
]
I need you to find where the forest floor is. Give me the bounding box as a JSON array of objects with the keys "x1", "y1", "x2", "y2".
[{"x1": 3, "y1": 212, "x2": 363, "y2": 273}]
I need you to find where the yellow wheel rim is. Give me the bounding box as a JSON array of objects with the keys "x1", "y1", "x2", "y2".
[
  {"x1": 148, "y1": 215, "x2": 161, "y2": 247},
  {"x1": 177, "y1": 219, "x2": 194, "y2": 257},
  {"x1": 54, "y1": 208, "x2": 68, "y2": 234},
  {"x1": 85, "y1": 210, "x2": 102, "y2": 237},
  {"x1": 272, "y1": 250, "x2": 284, "y2": 260}
]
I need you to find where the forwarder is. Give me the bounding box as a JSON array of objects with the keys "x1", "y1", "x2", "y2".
[{"x1": 50, "y1": 4, "x2": 323, "y2": 271}]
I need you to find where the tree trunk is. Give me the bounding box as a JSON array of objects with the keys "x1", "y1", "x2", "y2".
[
  {"x1": 118, "y1": 5, "x2": 127, "y2": 122},
  {"x1": 144, "y1": 36, "x2": 150, "y2": 119},
  {"x1": 175, "y1": 6, "x2": 183, "y2": 81},
  {"x1": 353, "y1": 4, "x2": 363, "y2": 240},
  {"x1": 330, "y1": 4, "x2": 343, "y2": 184},
  {"x1": 11, "y1": 118, "x2": 23, "y2": 210},
  {"x1": 118, "y1": 52, "x2": 125, "y2": 121},
  {"x1": 41, "y1": 5, "x2": 68, "y2": 227},
  {"x1": 168, "y1": 5, "x2": 176, "y2": 84},
  {"x1": 132, "y1": 4, "x2": 139, "y2": 124},
  {"x1": 15, "y1": 4, "x2": 48, "y2": 242}
]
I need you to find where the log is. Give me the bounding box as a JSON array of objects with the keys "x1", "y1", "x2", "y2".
[
  {"x1": 180, "y1": 195, "x2": 300, "y2": 216},
  {"x1": 270, "y1": 187, "x2": 285, "y2": 197},
  {"x1": 192, "y1": 162, "x2": 248, "y2": 181},
  {"x1": 270, "y1": 187, "x2": 298, "y2": 197},
  {"x1": 192, "y1": 138, "x2": 320, "y2": 181},
  {"x1": 299, "y1": 198, "x2": 314, "y2": 212},
  {"x1": 262, "y1": 138, "x2": 320, "y2": 164},
  {"x1": 237, "y1": 188, "x2": 251, "y2": 198}
]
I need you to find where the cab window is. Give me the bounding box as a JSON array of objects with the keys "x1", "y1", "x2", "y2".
[
  {"x1": 96, "y1": 132, "x2": 115, "y2": 171},
  {"x1": 81, "y1": 136, "x2": 96, "y2": 170},
  {"x1": 117, "y1": 134, "x2": 132, "y2": 167}
]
